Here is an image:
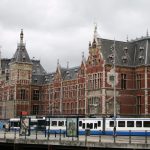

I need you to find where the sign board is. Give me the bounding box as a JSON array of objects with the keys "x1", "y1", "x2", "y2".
[
  {"x1": 20, "y1": 117, "x2": 30, "y2": 136},
  {"x1": 20, "y1": 111, "x2": 28, "y2": 116},
  {"x1": 66, "y1": 118, "x2": 78, "y2": 137}
]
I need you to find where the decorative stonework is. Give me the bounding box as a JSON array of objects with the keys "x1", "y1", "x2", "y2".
[{"x1": 107, "y1": 68, "x2": 118, "y2": 87}]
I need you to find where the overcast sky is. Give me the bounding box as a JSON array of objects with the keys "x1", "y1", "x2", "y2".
[{"x1": 0, "y1": 0, "x2": 150, "y2": 72}]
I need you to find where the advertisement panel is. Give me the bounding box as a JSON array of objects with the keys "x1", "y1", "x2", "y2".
[
  {"x1": 66, "y1": 117, "x2": 78, "y2": 137},
  {"x1": 20, "y1": 117, "x2": 30, "y2": 136}
]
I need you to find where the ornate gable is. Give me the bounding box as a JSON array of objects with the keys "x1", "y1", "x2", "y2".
[{"x1": 54, "y1": 60, "x2": 62, "y2": 82}]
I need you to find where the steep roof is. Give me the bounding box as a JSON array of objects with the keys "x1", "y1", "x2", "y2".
[
  {"x1": 11, "y1": 29, "x2": 32, "y2": 64},
  {"x1": 1, "y1": 59, "x2": 11, "y2": 70},
  {"x1": 98, "y1": 36, "x2": 150, "y2": 67},
  {"x1": 32, "y1": 60, "x2": 46, "y2": 75},
  {"x1": 62, "y1": 66, "x2": 80, "y2": 80},
  {"x1": 31, "y1": 59, "x2": 47, "y2": 85}
]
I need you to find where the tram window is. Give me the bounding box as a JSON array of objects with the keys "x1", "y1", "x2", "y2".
[
  {"x1": 46, "y1": 121, "x2": 50, "y2": 126},
  {"x1": 87, "y1": 123, "x2": 93, "y2": 129},
  {"x1": 110, "y1": 121, "x2": 114, "y2": 127},
  {"x1": 38, "y1": 120, "x2": 46, "y2": 126},
  {"x1": 11, "y1": 122, "x2": 18, "y2": 127},
  {"x1": 118, "y1": 121, "x2": 125, "y2": 127},
  {"x1": 14, "y1": 122, "x2": 20, "y2": 127},
  {"x1": 82, "y1": 123, "x2": 85, "y2": 129},
  {"x1": 127, "y1": 121, "x2": 134, "y2": 127},
  {"x1": 94, "y1": 123, "x2": 97, "y2": 129},
  {"x1": 98, "y1": 121, "x2": 101, "y2": 127},
  {"x1": 58, "y1": 121, "x2": 64, "y2": 126},
  {"x1": 52, "y1": 121, "x2": 57, "y2": 126},
  {"x1": 144, "y1": 121, "x2": 150, "y2": 127},
  {"x1": 90, "y1": 123, "x2": 93, "y2": 129},
  {"x1": 136, "y1": 121, "x2": 142, "y2": 127},
  {"x1": 79, "y1": 121, "x2": 82, "y2": 127},
  {"x1": 30, "y1": 121, "x2": 37, "y2": 126}
]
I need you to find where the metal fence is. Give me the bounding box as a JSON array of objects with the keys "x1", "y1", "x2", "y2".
[{"x1": 0, "y1": 128, "x2": 150, "y2": 145}]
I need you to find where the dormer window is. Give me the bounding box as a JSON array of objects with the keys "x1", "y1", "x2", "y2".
[
  {"x1": 45, "y1": 77, "x2": 49, "y2": 82},
  {"x1": 122, "y1": 56, "x2": 127, "y2": 63},
  {"x1": 139, "y1": 55, "x2": 144, "y2": 63},
  {"x1": 108, "y1": 54, "x2": 114, "y2": 63},
  {"x1": 67, "y1": 73, "x2": 70, "y2": 77},
  {"x1": 124, "y1": 47, "x2": 128, "y2": 53},
  {"x1": 109, "y1": 54, "x2": 114, "y2": 58},
  {"x1": 34, "y1": 78, "x2": 37, "y2": 83},
  {"x1": 22, "y1": 55, "x2": 26, "y2": 62},
  {"x1": 139, "y1": 46, "x2": 144, "y2": 51},
  {"x1": 74, "y1": 69, "x2": 78, "y2": 72}
]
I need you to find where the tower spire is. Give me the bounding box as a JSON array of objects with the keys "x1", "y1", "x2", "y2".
[
  {"x1": 20, "y1": 29, "x2": 24, "y2": 44},
  {"x1": 146, "y1": 29, "x2": 149, "y2": 37},
  {"x1": 126, "y1": 35, "x2": 129, "y2": 42},
  {"x1": 67, "y1": 61, "x2": 69, "y2": 69},
  {"x1": 82, "y1": 52, "x2": 84, "y2": 60},
  {"x1": 57, "y1": 59, "x2": 59, "y2": 67},
  {"x1": 57, "y1": 59, "x2": 60, "y2": 68},
  {"x1": 94, "y1": 23, "x2": 98, "y2": 40}
]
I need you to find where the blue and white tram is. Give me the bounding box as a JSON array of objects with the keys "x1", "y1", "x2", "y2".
[
  {"x1": 46, "y1": 118, "x2": 66, "y2": 134},
  {"x1": 78, "y1": 118, "x2": 103, "y2": 135},
  {"x1": 9, "y1": 118, "x2": 20, "y2": 130},
  {"x1": 9, "y1": 117, "x2": 150, "y2": 136},
  {"x1": 105, "y1": 118, "x2": 150, "y2": 136},
  {"x1": 45, "y1": 117, "x2": 103, "y2": 135},
  {"x1": 9, "y1": 117, "x2": 46, "y2": 131}
]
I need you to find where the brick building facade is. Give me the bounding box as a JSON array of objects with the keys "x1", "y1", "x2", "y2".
[{"x1": 0, "y1": 27, "x2": 150, "y2": 119}]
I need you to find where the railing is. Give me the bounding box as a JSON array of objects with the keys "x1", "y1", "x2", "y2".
[{"x1": 0, "y1": 128, "x2": 150, "y2": 145}]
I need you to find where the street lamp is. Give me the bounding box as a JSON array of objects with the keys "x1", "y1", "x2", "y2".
[
  {"x1": 112, "y1": 39, "x2": 117, "y2": 137},
  {"x1": 110, "y1": 40, "x2": 117, "y2": 136}
]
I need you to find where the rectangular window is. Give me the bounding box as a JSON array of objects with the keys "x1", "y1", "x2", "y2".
[
  {"x1": 82, "y1": 123, "x2": 85, "y2": 129},
  {"x1": 20, "y1": 89, "x2": 26, "y2": 100},
  {"x1": 52, "y1": 121, "x2": 57, "y2": 126},
  {"x1": 136, "y1": 96, "x2": 141, "y2": 115},
  {"x1": 118, "y1": 121, "x2": 125, "y2": 127},
  {"x1": 136, "y1": 121, "x2": 142, "y2": 127},
  {"x1": 121, "y1": 74, "x2": 126, "y2": 89},
  {"x1": 33, "y1": 89, "x2": 40, "y2": 100},
  {"x1": 136, "y1": 74, "x2": 141, "y2": 89},
  {"x1": 94, "y1": 123, "x2": 97, "y2": 129},
  {"x1": 32, "y1": 105, "x2": 39, "y2": 115},
  {"x1": 58, "y1": 121, "x2": 64, "y2": 126},
  {"x1": 98, "y1": 121, "x2": 101, "y2": 127},
  {"x1": 79, "y1": 121, "x2": 82, "y2": 127},
  {"x1": 86, "y1": 123, "x2": 93, "y2": 129},
  {"x1": 144, "y1": 121, "x2": 150, "y2": 127},
  {"x1": 109, "y1": 121, "x2": 114, "y2": 127},
  {"x1": 127, "y1": 121, "x2": 134, "y2": 127}
]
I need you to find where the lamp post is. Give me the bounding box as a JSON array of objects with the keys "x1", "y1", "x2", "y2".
[
  {"x1": 110, "y1": 39, "x2": 117, "y2": 136},
  {"x1": 112, "y1": 39, "x2": 117, "y2": 138},
  {"x1": 113, "y1": 40, "x2": 116, "y2": 128}
]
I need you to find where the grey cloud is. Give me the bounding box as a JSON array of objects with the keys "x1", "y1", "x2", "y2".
[{"x1": 0, "y1": 0, "x2": 150, "y2": 72}]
